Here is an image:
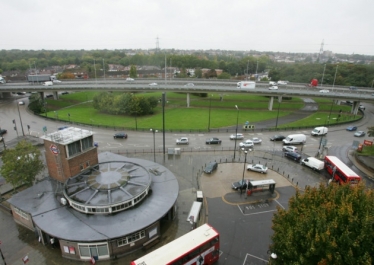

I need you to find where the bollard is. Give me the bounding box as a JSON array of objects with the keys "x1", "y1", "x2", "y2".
[
  {"x1": 296, "y1": 182, "x2": 298, "y2": 186},
  {"x1": 292, "y1": 178, "x2": 294, "y2": 182}
]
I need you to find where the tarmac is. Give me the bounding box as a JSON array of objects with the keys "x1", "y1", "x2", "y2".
[{"x1": 1, "y1": 98, "x2": 374, "y2": 264}]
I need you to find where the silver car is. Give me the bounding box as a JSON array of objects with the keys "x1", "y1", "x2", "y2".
[
  {"x1": 230, "y1": 133, "x2": 244, "y2": 140},
  {"x1": 176, "y1": 137, "x2": 189, "y2": 145},
  {"x1": 247, "y1": 164, "x2": 268, "y2": 174}
]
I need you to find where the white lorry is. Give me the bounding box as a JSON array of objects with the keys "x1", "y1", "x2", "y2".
[
  {"x1": 311, "y1": 126, "x2": 328, "y2": 136},
  {"x1": 237, "y1": 81, "x2": 256, "y2": 89},
  {"x1": 282, "y1": 134, "x2": 306, "y2": 145},
  {"x1": 0, "y1": 76, "x2": 6, "y2": 84},
  {"x1": 301, "y1": 157, "x2": 324, "y2": 171}
]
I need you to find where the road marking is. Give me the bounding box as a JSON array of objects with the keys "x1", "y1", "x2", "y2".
[
  {"x1": 274, "y1": 199, "x2": 285, "y2": 209},
  {"x1": 244, "y1": 253, "x2": 269, "y2": 264}
]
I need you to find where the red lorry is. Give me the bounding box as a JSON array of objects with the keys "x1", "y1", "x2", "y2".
[{"x1": 308, "y1": 79, "x2": 318, "y2": 87}]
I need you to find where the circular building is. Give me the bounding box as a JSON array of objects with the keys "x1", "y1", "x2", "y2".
[{"x1": 8, "y1": 128, "x2": 179, "y2": 261}]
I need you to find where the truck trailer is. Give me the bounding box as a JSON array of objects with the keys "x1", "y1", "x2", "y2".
[
  {"x1": 237, "y1": 81, "x2": 256, "y2": 89},
  {"x1": 27, "y1": 75, "x2": 56, "y2": 83}
]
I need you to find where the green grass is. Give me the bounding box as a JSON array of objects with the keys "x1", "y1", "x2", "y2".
[
  {"x1": 360, "y1": 145, "x2": 374, "y2": 156},
  {"x1": 44, "y1": 91, "x2": 362, "y2": 131}
]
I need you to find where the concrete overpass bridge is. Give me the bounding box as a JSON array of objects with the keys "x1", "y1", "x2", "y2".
[{"x1": 1, "y1": 79, "x2": 373, "y2": 114}]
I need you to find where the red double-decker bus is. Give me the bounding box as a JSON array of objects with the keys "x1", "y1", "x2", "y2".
[
  {"x1": 130, "y1": 223, "x2": 220, "y2": 265},
  {"x1": 324, "y1": 156, "x2": 361, "y2": 184}
]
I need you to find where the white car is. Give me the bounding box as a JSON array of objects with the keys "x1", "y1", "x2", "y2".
[
  {"x1": 269, "y1": 86, "x2": 278, "y2": 90},
  {"x1": 126, "y1": 78, "x2": 135, "y2": 81},
  {"x1": 277, "y1": 80, "x2": 288, "y2": 85},
  {"x1": 176, "y1": 137, "x2": 189, "y2": 145},
  {"x1": 252, "y1": 137, "x2": 262, "y2": 144},
  {"x1": 184, "y1": 83, "x2": 194, "y2": 87},
  {"x1": 247, "y1": 164, "x2": 268, "y2": 174},
  {"x1": 53, "y1": 80, "x2": 62, "y2": 83},
  {"x1": 319, "y1": 89, "x2": 329, "y2": 93},
  {"x1": 149, "y1": 83, "x2": 158, "y2": 86},
  {"x1": 18, "y1": 101, "x2": 25, "y2": 105},
  {"x1": 230, "y1": 133, "x2": 244, "y2": 140},
  {"x1": 239, "y1": 140, "x2": 254, "y2": 148},
  {"x1": 269, "y1": 81, "x2": 276, "y2": 86},
  {"x1": 282, "y1": 146, "x2": 298, "y2": 152}
]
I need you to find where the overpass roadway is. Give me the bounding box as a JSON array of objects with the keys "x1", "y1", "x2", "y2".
[{"x1": 1, "y1": 80, "x2": 373, "y2": 112}]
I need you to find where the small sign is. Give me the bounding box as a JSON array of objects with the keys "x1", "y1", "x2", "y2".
[{"x1": 50, "y1": 144, "x2": 59, "y2": 155}]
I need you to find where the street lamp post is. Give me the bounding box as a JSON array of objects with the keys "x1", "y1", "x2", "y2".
[
  {"x1": 17, "y1": 100, "x2": 25, "y2": 136},
  {"x1": 320, "y1": 64, "x2": 326, "y2": 87},
  {"x1": 150, "y1": 129, "x2": 158, "y2": 162},
  {"x1": 241, "y1": 150, "x2": 248, "y2": 194},
  {"x1": 233, "y1": 105, "x2": 239, "y2": 160},
  {"x1": 208, "y1": 95, "x2": 212, "y2": 131},
  {"x1": 332, "y1": 64, "x2": 338, "y2": 92},
  {"x1": 275, "y1": 96, "x2": 282, "y2": 129}
]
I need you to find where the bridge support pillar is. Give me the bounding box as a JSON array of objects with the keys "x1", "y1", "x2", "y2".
[
  {"x1": 268, "y1": 96, "x2": 274, "y2": 110},
  {"x1": 186, "y1": 93, "x2": 190, "y2": 107},
  {"x1": 352, "y1": 101, "x2": 360, "y2": 115},
  {"x1": 53, "y1": 91, "x2": 59, "y2": 100}
]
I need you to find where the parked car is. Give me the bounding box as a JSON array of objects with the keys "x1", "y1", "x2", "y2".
[
  {"x1": 284, "y1": 151, "x2": 301, "y2": 162},
  {"x1": 270, "y1": 135, "x2": 285, "y2": 141},
  {"x1": 204, "y1": 161, "x2": 218, "y2": 174},
  {"x1": 354, "y1": 131, "x2": 366, "y2": 137},
  {"x1": 346, "y1": 126, "x2": 357, "y2": 131},
  {"x1": 0, "y1": 129, "x2": 7, "y2": 136},
  {"x1": 114, "y1": 132, "x2": 128, "y2": 139},
  {"x1": 282, "y1": 146, "x2": 298, "y2": 153},
  {"x1": 319, "y1": 89, "x2": 330, "y2": 93},
  {"x1": 251, "y1": 137, "x2": 262, "y2": 144},
  {"x1": 205, "y1": 137, "x2": 222, "y2": 144},
  {"x1": 149, "y1": 83, "x2": 158, "y2": 86},
  {"x1": 239, "y1": 140, "x2": 254, "y2": 148},
  {"x1": 230, "y1": 133, "x2": 244, "y2": 140},
  {"x1": 232, "y1": 179, "x2": 250, "y2": 190},
  {"x1": 269, "y1": 85, "x2": 278, "y2": 90},
  {"x1": 247, "y1": 164, "x2": 268, "y2": 174},
  {"x1": 176, "y1": 137, "x2": 189, "y2": 145}
]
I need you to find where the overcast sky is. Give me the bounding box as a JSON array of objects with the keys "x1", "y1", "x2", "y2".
[{"x1": 2, "y1": 0, "x2": 374, "y2": 55}]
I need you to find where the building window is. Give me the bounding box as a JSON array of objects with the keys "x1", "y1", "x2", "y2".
[
  {"x1": 80, "y1": 164, "x2": 84, "y2": 171},
  {"x1": 81, "y1": 136, "x2": 93, "y2": 151},
  {"x1": 67, "y1": 141, "x2": 81, "y2": 157},
  {"x1": 117, "y1": 230, "x2": 145, "y2": 247},
  {"x1": 78, "y1": 243, "x2": 109, "y2": 259}
]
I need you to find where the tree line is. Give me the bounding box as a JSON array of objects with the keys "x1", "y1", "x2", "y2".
[{"x1": 1, "y1": 50, "x2": 374, "y2": 87}]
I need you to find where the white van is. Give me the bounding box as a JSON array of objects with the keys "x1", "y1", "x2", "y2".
[
  {"x1": 43, "y1": 81, "x2": 53, "y2": 86},
  {"x1": 301, "y1": 157, "x2": 324, "y2": 171},
  {"x1": 282, "y1": 134, "x2": 306, "y2": 145},
  {"x1": 311, "y1": 126, "x2": 328, "y2": 136}
]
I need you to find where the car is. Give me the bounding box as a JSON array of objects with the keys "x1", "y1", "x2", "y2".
[
  {"x1": 269, "y1": 85, "x2": 278, "y2": 90},
  {"x1": 284, "y1": 151, "x2": 302, "y2": 162},
  {"x1": 205, "y1": 137, "x2": 222, "y2": 144},
  {"x1": 45, "y1": 94, "x2": 53, "y2": 98},
  {"x1": 277, "y1": 80, "x2": 288, "y2": 85},
  {"x1": 184, "y1": 83, "x2": 194, "y2": 87},
  {"x1": 270, "y1": 135, "x2": 285, "y2": 141},
  {"x1": 349, "y1": 86, "x2": 357, "y2": 90},
  {"x1": 0, "y1": 136, "x2": 3, "y2": 142},
  {"x1": 354, "y1": 131, "x2": 366, "y2": 137},
  {"x1": 61, "y1": 92, "x2": 69, "y2": 95},
  {"x1": 114, "y1": 132, "x2": 128, "y2": 139},
  {"x1": 126, "y1": 78, "x2": 135, "y2": 81},
  {"x1": 149, "y1": 83, "x2": 158, "y2": 86},
  {"x1": 251, "y1": 137, "x2": 262, "y2": 144},
  {"x1": 282, "y1": 146, "x2": 298, "y2": 153},
  {"x1": 176, "y1": 137, "x2": 189, "y2": 145},
  {"x1": 359, "y1": 105, "x2": 365, "y2": 110},
  {"x1": 230, "y1": 133, "x2": 244, "y2": 140},
  {"x1": 319, "y1": 89, "x2": 330, "y2": 93},
  {"x1": 53, "y1": 80, "x2": 62, "y2": 83},
  {"x1": 16, "y1": 92, "x2": 26, "y2": 95},
  {"x1": 58, "y1": 126, "x2": 69, "y2": 130},
  {"x1": 232, "y1": 179, "x2": 251, "y2": 191},
  {"x1": 346, "y1": 126, "x2": 357, "y2": 131},
  {"x1": 239, "y1": 140, "x2": 254, "y2": 148},
  {"x1": 269, "y1": 81, "x2": 276, "y2": 86},
  {"x1": 247, "y1": 164, "x2": 268, "y2": 174},
  {"x1": 0, "y1": 129, "x2": 7, "y2": 136},
  {"x1": 18, "y1": 101, "x2": 25, "y2": 105},
  {"x1": 204, "y1": 161, "x2": 218, "y2": 174}
]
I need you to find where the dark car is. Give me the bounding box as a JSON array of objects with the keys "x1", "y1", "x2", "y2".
[
  {"x1": 270, "y1": 135, "x2": 285, "y2": 141},
  {"x1": 114, "y1": 132, "x2": 128, "y2": 139},
  {"x1": 205, "y1": 137, "x2": 222, "y2": 144},
  {"x1": 0, "y1": 129, "x2": 7, "y2": 136},
  {"x1": 346, "y1": 126, "x2": 357, "y2": 131},
  {"x1": 204, "y1": 161, "x2": 218, "y2": 174},
  {"x1": 58, "y1": 126, "x2": 69, "y2": 130},
  {"x1": 61, "y1": 92, "x2": 69, "y2": 95},
  {"x1": 284, "y1": 151, "x2": 301, "y2": 162},
  {"x1": 232, "y1": 179, "x2": 250, "y2": 191}
]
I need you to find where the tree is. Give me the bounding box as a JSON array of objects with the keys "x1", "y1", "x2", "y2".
[
  {"x1": 217, "y1": 72, "x2": 231, "y2": 79},
  {"x1": 367, "y1": 126, "x2": 374, "y2": 137},
  {"x1": 0, "y1": 140, "x2": 44, "y2": 191},
  {"x1": 129, "y1": 65, "x2": 137, "y2": 78},
  {"x1": 269, "y1": 183, "x2": 374, "y2": 265}
]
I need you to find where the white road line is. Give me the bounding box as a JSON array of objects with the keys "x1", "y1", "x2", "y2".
[
  {"x1": 243, "y1": 253, "x2": 269, "y2": 264},
  {"x1": 274, "y1": 199, "x2": 285, "y2": 209}
]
